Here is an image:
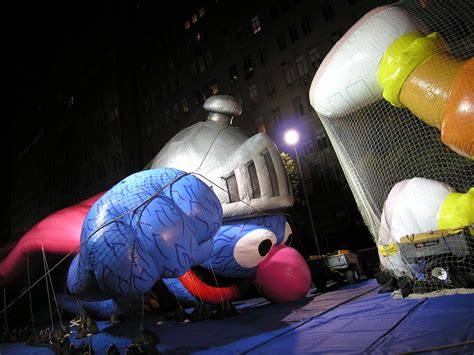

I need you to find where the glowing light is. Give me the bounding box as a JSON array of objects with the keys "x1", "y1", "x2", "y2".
[{"x1": 284, "y1": 129, "x2": 299, "y2": 145}]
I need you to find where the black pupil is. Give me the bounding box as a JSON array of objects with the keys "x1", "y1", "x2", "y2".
[{"x1": 258, "y1": 239, "x2": 273, "y2": 256}]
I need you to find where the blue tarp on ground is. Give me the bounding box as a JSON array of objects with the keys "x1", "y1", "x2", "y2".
[{"x1": 1, "y1": 279, "x2": 473, "y2": 354}]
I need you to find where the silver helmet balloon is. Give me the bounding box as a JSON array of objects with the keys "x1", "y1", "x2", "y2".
[{"x1": 151, "y1": 95, "x2": 294, "y2": 220}]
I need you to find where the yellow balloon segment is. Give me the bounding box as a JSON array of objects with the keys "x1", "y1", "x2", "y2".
[
  {"x1": 377, "y1": 31, "x2": 440, "y2": 107},
  {"x1": 438, "y1": 188, "x2": 474, "y2": 230}
]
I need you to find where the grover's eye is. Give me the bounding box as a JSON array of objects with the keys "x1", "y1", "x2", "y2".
[{"x1": 233, "y1": 229, "x2": 277, "y2": 268}]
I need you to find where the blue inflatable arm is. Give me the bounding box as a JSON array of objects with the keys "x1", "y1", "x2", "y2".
[{"x1": 67, "y1": 168, "x2": 222, "y2": 302}]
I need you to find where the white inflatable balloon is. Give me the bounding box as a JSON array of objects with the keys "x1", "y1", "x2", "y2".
[
  {"x1": 378, "y1": 179, "x2": 410, "y2": 275},
  {"x1": 389, "y1": 177, "x2": 454, "y2": 242},
  {"x1": 309, "y1": 5, "x2": 423, "y2": 117}
]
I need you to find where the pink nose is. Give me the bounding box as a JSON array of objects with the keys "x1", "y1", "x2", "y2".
[{"x1": 255, "y1": 244, "x2": 312, "y2": 303}]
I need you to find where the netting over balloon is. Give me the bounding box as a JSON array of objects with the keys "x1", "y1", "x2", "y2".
[{"x1": 310, "y1": 0, "x2": 473, "y2": 293}]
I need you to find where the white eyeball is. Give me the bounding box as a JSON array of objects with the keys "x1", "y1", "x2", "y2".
[
  {"x1": 282, "y1": 221, "x2": 292, "y2": 244},
  {"x1": 233, "y1": 229, "x2": 277, "y2": 268}
]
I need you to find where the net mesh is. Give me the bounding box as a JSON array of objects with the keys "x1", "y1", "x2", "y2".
[{"x1": 313, "y1": 0, "x2": 474, "y2": 294}]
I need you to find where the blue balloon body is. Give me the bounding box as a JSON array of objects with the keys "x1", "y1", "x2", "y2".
[{"x1": 66, "y1": 168, "x2": 222, "y2": 310}]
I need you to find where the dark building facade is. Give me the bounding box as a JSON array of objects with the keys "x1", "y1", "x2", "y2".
[{"x1": 10, "y1": 0, "x2": 393, "y2": 253}]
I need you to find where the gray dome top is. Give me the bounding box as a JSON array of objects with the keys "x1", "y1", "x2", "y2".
[{"x1": 204, "y1": 95, "x2": 242, "y2": 125}]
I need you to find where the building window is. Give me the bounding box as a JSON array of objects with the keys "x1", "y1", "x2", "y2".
[
  {"x1": 296, "y1": 56, "x2": 309, "y2": 76},
  {"x1": 202, "y1": 84, "x2": 211, "y2": 101},
  {"x1": 259, "y1": 49, "x2": 268, "y2": 65},
  {"x1": 205, "y1": 51, "x2": 213, "y2": 67},
  {"x1": 224, "y1": 36, "x2": 232, "y2": 51},
  {"x1": 182, "y1": 98, "x2": 189, "y2": 114},
  {"x1": 225, "y1": 173, "x2": 240, "y2": 203},
  {"x1": 247, "y1": 161, "x2": 261, "y2": 199},
  {"x1": 229, "y1": 65, "x2": 238, "y2": 84},
  {"x1": 165, "y1": 109, "x2": 172, "y2": 124},
  {"x1": 301, "y1": 16, "x2": 311, "y2": 35},
  {"x1": 210, "y1": 79, "x2": 219, "y2": 95},
  {"x1": 249, "y1": 84, "x2": 259, "y2": 103},
  {"x1": 265, "y1": 78, "x2": 276, "y2": 97},
  {"x1": 251, "y1": 16, "x2": 262, "y2": 34},
  {"x1": 196, "y1": 32, "x2": 202, "y2": 42},
  {"x1": 302, "y1": 138, "x2": 315, "y2": 155},
  {"x1": 322, "y1": 4, "x2": 334, "y2": 21},
  {"x1": 329, "y1": 30, "x2": 344, "y2": 44},
  {"x1": 288, "y1": 25, "x2": 299, "y2": 43},
  {"x1": 184, "y1": 20, "x2": 191, "y2": 30},
  {"x1": 199, "y1": 6, "x2": 205, "y2": 17},
  {"x1": 198, "y1": 57, "x2": 206, "y2": 73},
  {"x1": 191, "y1": 62, "x2": 198, "y2": 76},
  {"x1": 272, "y1": 107, "x2": 282, "y2": 128},
  {"x1": 194, "y1": 90, "x2": 202, "y2": 105},
  {"x1": 255, "y1": 116, "x2": 266, "y2": 133},
  {"x1": 243, "y1": 55, "x2": 254, "y2": 75},
  {"x1": 270, "y1": 7, "x2": 279, "y2": 20},
  {"x1": 316, "y1": 132, "x2": 329, "y2": 150},
  {"x1": 285, "y1": 67, "x2": 297, "y2": 85},
  {"x1": 192, "y1": 13, "x2": 198, "y2": 23},
  {"x1": 309, "y1": 47, "x2": 321, "y2": 69},
  {"x1": 293, "y1": 96, "x2": 304, "y2": 117},
  {"x1": 276, "y1": 33, "x2": 287, "y2": 50}
]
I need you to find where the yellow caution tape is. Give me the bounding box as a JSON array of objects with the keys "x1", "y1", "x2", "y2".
[
  {"x1": 438, "y1": 187, "x2": 474, "y2": 229},
  {"x1": 377, "y1": 31, "x2": 440, "y2": 107}
]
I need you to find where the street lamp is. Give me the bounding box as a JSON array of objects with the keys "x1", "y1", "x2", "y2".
[{"x1": 284, "y1": 129, "x2": 321, "y2": 256}]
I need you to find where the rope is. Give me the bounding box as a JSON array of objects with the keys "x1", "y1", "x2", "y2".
[
  {"x1": 41, "y1": 247, "x2": 54, "y2": 330},
  {"x1": 26, "y1": 251, "x2": 35, "y2": 330}
]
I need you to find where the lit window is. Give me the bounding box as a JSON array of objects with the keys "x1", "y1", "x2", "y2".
[
  {"x1": 249, "y1": 84, "x2": 259, "y2": 103},
  {"x1": 210, "y1": 79, "x2": 219, "y2": 95},
  {"x1": 309, "y1": 47, "x2": 321, "y2": 69},
  {"x1": 185, "y1": 20, "x2": 191, "y2": 30},
  {"x1": 192, "y1": 13, "x2": 198, "y2": 23},
  {"x1": 255, "y1": 116, "x2": 266, "y2": 133},
  {"x1": 196, "y1": 33, "x2": 201, "y2": 42},
  {"x1": 199, "y1": 7, "x2": 205, "y2": 17},
  {"x1": 296, "y1": 56, "x2": 309, "y2": 76},
  {"x1": 182, "y1": 98, "x2": 189, "y2": 114},
  {"x1": 251, "y1": 16, "x2": 261, "y2": 34}
]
